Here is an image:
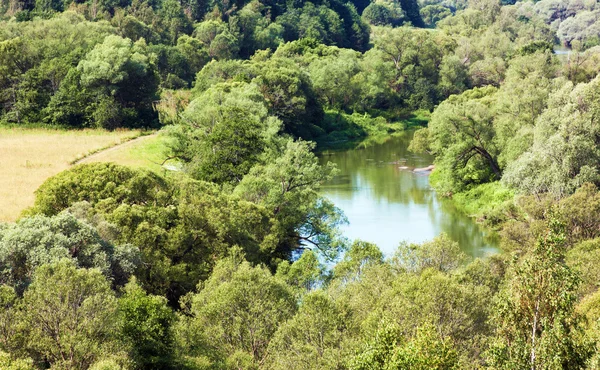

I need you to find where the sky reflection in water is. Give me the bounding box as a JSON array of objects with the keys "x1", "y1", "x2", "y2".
[{"x1": 318, "y1": 133, "x2": 499, "y2": 258}]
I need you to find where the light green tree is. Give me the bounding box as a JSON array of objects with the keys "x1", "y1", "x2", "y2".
[
  {"x1": 266, "y1": 290, "x2": 350, "y2": 370},
  {"x1": 19, "y1": 260, "x2": 120, "y2": 370},
  {"x1": 488, "y1": 215, "x2": 591, "y2": 369},
  {"x1": 179, "y1": 255, "x2": 296, "y2": 366}
]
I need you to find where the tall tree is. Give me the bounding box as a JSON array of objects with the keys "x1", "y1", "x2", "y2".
[
  {"x1": 19, "y1": 260, "x2": 120, "y2": 370},
  {"x1": 488, "y1": 215, "x2": 591, "y2": 369}
]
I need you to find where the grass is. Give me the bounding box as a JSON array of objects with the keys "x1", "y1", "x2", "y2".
[
  {"x1": 80, "y1": 132, "x2": 173, "y2": 174},
  {"x1": 0, "y1": 127, "x2": 143, "y2": 222},
  {"x1": 451, "y1": 182, "x2": 516, "y2": 228},
  {"x1": 316, "y1": 109, "x2": 429, "y2": 151}
]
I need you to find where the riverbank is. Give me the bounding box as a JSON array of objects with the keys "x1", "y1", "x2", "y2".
[{"x1": 315, "y1": 110, "x2": 429, "y2": 151}]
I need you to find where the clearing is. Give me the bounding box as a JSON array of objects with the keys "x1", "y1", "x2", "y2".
[
  {"x1": 78, "y1": 132, "x2": 172, "y2": 173},
  {"x1": 0, "y1": 127, "x2": 145, "y2": 222}
]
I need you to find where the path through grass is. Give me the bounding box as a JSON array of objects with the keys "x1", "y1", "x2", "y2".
[{"x1": 79, "y1": 132, "x2": 172, "y2": 173}]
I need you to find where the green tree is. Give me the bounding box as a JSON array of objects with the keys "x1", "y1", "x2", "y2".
[
  {"x1": 275, "y1": 250, "x2": 326, "y2": 294},
  {"x1": 349, "y1": 323, "x2": 459, "y2": 370},
  {"x1": 168, "y1": 82, "x2": 276, "y2": 184},
  {"x1": 425, "y1": 86, "x2": 500, "y2": 193},
  {"x1": 253, "y1": 57, "x2": 324, "y2": 138},
  {"x1": 234, "y1": 139, "x2": 346, "y2": 260},
  {"x1": 0, "y1": 212, "x2": 139, "y2": 294},
  {"x1": 179, "y1": 255, "x2": 297, "y2": 366},
  {"x1": 118, "y1": 278, "x2": 177, "y2": 369},
  {"x1": 266, "y1": 290, "x2": 349, "y2": 370},
  {"x1": 394, "y1": 233, "x2": 466, "y2": 274},
  {"x1": 333, "y1": 240, "x2": 383, "y2": 282},
  {"x1": 0, "y1": 351, "x2": 34, "y2": 370},
  {"x1": 488, "y1": 216, "x2": 591, "y2": 369},
  {"x1": 502, "y1": 75, "x2": 600, "y2": 196},
  {"x1": 309, "y1": 49, "x2": 361, "y2": 109},
  {"x1": 19, "y1": 260, "x2": 120, "y2": 370},
  {"x1": 47, "y1": 35, "x2": 159, "y2": 128}
]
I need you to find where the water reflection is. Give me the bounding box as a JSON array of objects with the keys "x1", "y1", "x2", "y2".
[{"x1": 319, "y1": 133, "x2": 498, "y2": 258}]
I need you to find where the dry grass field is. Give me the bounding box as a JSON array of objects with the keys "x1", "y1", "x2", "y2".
[{"x1": 0, "y1": 127, "x2": 143, "y2": 222}]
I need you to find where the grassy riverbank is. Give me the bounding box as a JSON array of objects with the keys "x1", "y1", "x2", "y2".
[{"x1": 316, "y1": 110, "x2": 429, "y2": 150}]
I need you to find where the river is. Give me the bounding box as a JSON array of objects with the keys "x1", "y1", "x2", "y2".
[{"x1": 318, "y1": 133, "x2": 499, "y2": 258}]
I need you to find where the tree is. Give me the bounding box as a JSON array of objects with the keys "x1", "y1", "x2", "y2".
[
  {"x1": 118, "y1": 278, "x2": 177, "y2": 369},
  {"x1": 47, "y1": 35, "x2": 159, "y2": 128},
  {"x1": 19, "y1": 260, "x2": 120, "y2": 370},
  {"x1": 420, "y1": 4, "x2": 452, "y2": 27},
  {"x1": 179, "y1": 255, "x2": 297, "y2": 366},
  {"x1": 362, "y1": 2, "x2": 405, "y2": 26},
  {"x1": 168, "y1": 82, "x2": 276, "y2": 184},
  {"x1": 253, "y1": 57, "x2": 324, "y2": 138},
  {"x1": 266, "y1": 290, "x2": 349, "y2": 370},
  {"x1": 394, "y1": 233, "x2": 466, "y2": 274},
  {"x1": 502, "y1": 76, "x2": 600, "y2": 196},
  {"x1": 333, "y1": 240, "x2": 383, "y2": 282},
  {"x1": 425, "y1": 86, "x2": 500, "y2": 193},
  {"x1": 0, "y1": 212, "x2": 140, "y2": 294},
  {"x1": 234, "y1": 139, "x2": 346, "y2": 260},
  {"x1": 372, "y1": 26, "x2": 454, "y2": 109},
  {"x1": 488, "y1": 215, "x2": 591, "y2": 369},
  {"x1": 0, "y1": 351, "x2": 34, "y2": 370},
  {"x1": 275, "y1": 250, "x2": 326, "y2": 294},
  {"x1": 349, "y1": 323, "x2": 459, "y2": 370},
  {"x1": 30, "y1": 163, "x2": 289, "y2": 304},
  {"x1": 309, "y1": 49, "x2": 361, "y2": 110}
]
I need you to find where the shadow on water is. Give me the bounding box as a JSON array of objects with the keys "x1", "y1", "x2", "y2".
[{"x1": 319, "y1": 132, "x2": 499, "y2": 258}]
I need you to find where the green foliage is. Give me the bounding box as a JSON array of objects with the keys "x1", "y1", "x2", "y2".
[
  {"x1": 317, "y1": 110, "x2": 396, "y2": 146},
  {"x1": 266, "y1": 290, "x2": 349, "y2": 370},
  {"x1": 118, "y1": 278, "x2": 177, "y2": 369},
  {"x1": 7, "y1": 0, "x2": 600, "y2": 368},
  {"x1": 253, "y1": 57, "x2": 324, "y2": 137},
  {"x1": 179, "y1": 255, "x2": 297, "y2": 366},
  {"x1": 32, "y1": 163, "x2": 267, "y2": 302},
  {"x1": 349, "y1": 323, "x2": 459, "y2": 369},
  {"x1": 0, "y1": 212, "x2": 139, "y2": 294},
  {"x1": 450, "y1": 182, "x2": 515, "y2": 225},
  {"x1": 420, "y1": 4, "x2": 451, "y2": 26},
  {"x1": 333, "y1": 239, "x2": 383, "y2": 281},
  {"x1": 19, "y1": 260, "x2": 120, "y2": 369},
  {"x1": 362, "y1": 2, "x2": 405, "y2": 26},
  {"x1": 567, "y1": 238, "x2": 600, "y2": 296},
  {"x1": 31, "y1": 162, "x2": 168, "y2": 217},
  {"x1": 234, "y1": 139, "x2": 346, "y2": 260},
  {"x1": 0, "y1": 351, "x2": 34, "y2": 370},
  {"x1": 0, "y1": 13, "x2": 115, "y2": 125},
  {"x1": 394, "y1": 233, "x2": 466, "y2": 273},
  {"x1": 372, "y1": 26, "x2": 457, "y2": 110},
  {"x1": 47, "y1": 35, "x2": 160, "y2": 128},
  {"x1": 488, "y1": 216, "x2": 591, "y2": 369},
  {"x1": 169, "y1": 82, "x2": 276, "y2": 184},
  {"x1": 427, "y1": 86, "x2": 500, "y2": 193},
  {"x1": 275, "y1": 250, "x2": 326, "y2": 294},
  {"x1": 503, "y1": 76, "x2": 600, "y2": 196}
]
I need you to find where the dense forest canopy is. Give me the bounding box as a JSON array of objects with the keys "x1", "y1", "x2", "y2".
[{"x1": 3, "y1": 0, "x2": 600, "y2": 368}]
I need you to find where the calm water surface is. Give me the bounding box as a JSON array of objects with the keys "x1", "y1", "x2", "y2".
[{"x1": 318, "y1": 133, "x2": 499, "y2": 257}]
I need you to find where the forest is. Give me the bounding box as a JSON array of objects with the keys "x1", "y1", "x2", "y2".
[{"x1": 2, "y1": 0, "x2": 600, "y2": 368}]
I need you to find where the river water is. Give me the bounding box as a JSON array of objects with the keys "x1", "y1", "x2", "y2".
[{"x1": 318, "y1": 133, "x2": 499, "y2": 258}]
